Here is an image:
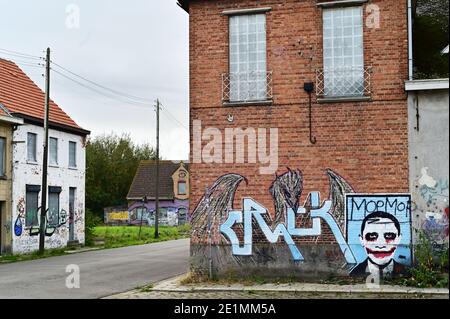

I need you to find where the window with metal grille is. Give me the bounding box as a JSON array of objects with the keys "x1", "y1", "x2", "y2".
[
  {"x1": 229, "y1": 14, "x2": 267, "y2": 102},
  {"x1": 323, "y1": 7, "x2": 364, "y2": 97}
]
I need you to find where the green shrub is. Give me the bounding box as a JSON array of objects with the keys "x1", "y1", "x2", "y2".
[
  {"x1": 398, "y1": 231, "x2": 449, "y2": 288},
  {"x1": 85, "y1": 209, "x2": 102, "y2": 246}
]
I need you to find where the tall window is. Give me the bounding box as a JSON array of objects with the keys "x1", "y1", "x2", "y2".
[
  {"x1": 49, "y1": 137, "x2": 58, "y2": 166},
  {"x1": 178, "y1": 181, "x2": 187, "y2": 196},
  {"x1": 69, "y1": 141, "x2": 77, "y2": 168},
  {"x1": 0, "y1": 137, "x2": 6, "y2": 176},
  {"x1": 27, "y1": 133, "x2": 37, "y2": 162},
  {"x1": 25, "y1": 185, "x2": 40, "y2": 227},
  {"x1": 229, "y1": 14, "x2": 267, "y2": 102},
  {"x1": 48, "y1": 187, "x2": 61, "y2": 227},
  {"x1": 323, "y1": 7, "x2": 364, "y2": 97}
]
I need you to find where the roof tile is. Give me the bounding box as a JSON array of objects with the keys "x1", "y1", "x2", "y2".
[{"x1": 0, "y1": 58, "x2": 81, "y2": 129}]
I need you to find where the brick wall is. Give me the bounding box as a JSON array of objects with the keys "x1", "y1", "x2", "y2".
[{"x1": 187, "y1": 0, "x2": 409, "y2": 276}]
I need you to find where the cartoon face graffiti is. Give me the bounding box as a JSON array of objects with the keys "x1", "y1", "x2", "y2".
[{"x1": 359, "y1": 211, "x2": 402, "y2": 267}]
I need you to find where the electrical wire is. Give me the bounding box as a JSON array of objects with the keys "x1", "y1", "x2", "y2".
[
  {"x1": 0, "y1": 48, "x2": 42, "y2": 60},
  {"x1": 159, "y1": 102, "x2": 189, "y2": 131},
  {"x1": 0, "y1": 48, "x2": 189, "y2": 133},
  {"x1": 51, "y1": 61, "x2": 153, "y2": 104},
  {"x1": 51, "y1": 68, "x2": 152, "y2": 108}
]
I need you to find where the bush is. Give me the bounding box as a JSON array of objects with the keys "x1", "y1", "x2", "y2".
[
  {"x1": 397, "y1": 231, "x2": 449, "y2": 288},
  {"x1": 85, "y1": 209, "x2": 102, "y2": 246}
]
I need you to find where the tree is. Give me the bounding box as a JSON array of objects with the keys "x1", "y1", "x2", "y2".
[
  {"x1": 86, "y1": 133, "x2": 157, "y2": 218},
  {"x1": 413, "y1": 0, "x2": 449, "y2": 79}
]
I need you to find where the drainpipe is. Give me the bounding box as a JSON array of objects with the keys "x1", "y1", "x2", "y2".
[{"x1": 408, "y1": 0, "x2": 414, "y2": 80}]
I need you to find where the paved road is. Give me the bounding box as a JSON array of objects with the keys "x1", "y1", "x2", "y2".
[{"x1": 0, "y1": 239, "x2": 190, "y2": 299}]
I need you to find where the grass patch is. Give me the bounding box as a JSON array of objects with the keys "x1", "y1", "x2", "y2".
[
  {"x1": 139, "y1": 284, "x2": 154, "y2": 292},
  {"x1": 0, "y1": 248, "x2": 68, "y2": 264},
  {"x1": 92, "y1": 224, "x2": 191, "y2": 249}
]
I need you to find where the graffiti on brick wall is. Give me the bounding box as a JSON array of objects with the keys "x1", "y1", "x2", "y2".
[
  {"x1": 192, "y1": 169, "x2": 412, "y2": 277},
  {"x1": 346, "y1": 194, "x2": 412, "y2": 277}
]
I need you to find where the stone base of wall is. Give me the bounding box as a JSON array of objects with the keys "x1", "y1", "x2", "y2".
[{"x1": 191, "y1": 243, "x2": 354, "y2": 280}]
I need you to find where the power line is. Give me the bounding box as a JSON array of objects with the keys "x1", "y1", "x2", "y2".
[
  {"x1": 51, "y1": 61, "x2": 153, "y2": 104},
  {"x1": 51, "y1": 61, "x2": 189, "y2": 132},
  {"x1": 52, "y1": 68, "x2": 152, "y2": 108},
  {"x1": 0, "y1": 48, "x2": 42, "y2": 60},
  {"x1": 1, "y1": 48, "x2": 189, "y2": 132},
  {"x1": 159, "y1": 102, "x2": 189, "y2": 131}
]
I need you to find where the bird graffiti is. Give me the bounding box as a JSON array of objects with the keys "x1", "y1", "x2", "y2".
[{"x1": 190, "y1": 168, "x2": 355, "y2": 265}]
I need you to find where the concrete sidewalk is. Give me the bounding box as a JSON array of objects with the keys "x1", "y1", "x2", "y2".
[{"x1": 106, "y1": 274, "x2": 449, "y2": 299}]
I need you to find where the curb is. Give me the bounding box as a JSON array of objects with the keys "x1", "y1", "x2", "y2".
[{"x1": 148, "y1": 275, "x2": 449, "y2": 297}]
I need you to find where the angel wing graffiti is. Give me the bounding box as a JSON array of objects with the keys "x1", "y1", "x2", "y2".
[{"x1": 191, "y1": 168, "x2": 356, "y2": 265}]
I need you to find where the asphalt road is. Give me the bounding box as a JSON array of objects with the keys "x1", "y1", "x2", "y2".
[{"x1": 0, "y1": 239, "x2": 190, "y2": 299}]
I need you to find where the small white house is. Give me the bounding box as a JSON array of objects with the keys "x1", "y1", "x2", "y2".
[{"x1": 0, "y1": 58, "x2": 90, "y2": 254}]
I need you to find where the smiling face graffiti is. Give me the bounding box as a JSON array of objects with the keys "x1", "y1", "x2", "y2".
[{"x1": 360, "y1": 212, "x2": 402, "y2": 267}]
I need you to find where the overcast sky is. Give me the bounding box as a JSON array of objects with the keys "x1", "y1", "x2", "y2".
[{"x1": 0, "y1": 0, "x2": 189, "y2": 160}]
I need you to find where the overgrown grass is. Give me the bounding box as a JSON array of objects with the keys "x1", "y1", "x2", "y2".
[
  {"x1": 0, "y1": 248, "x2": 68, "y2": 264},
  {"x1": 92, "y1": 224, "x2": 191, "y2": 249},
  {"x1": 387, "y1": 232, "x2": 449, "y2": 289}
]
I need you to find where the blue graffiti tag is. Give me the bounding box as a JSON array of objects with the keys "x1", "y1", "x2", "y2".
[{"x1": 220, "y1": 192, "x2": 357, "y2": 263}]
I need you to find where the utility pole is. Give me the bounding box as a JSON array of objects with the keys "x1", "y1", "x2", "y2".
[
  {"x1": 154, "y1": 99, "x2": 160, "y2": 239},
  {"x1": 39, "y1": 48, "x2": 51, "y2": 255}
]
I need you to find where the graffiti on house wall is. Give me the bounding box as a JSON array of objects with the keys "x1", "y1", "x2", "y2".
[
  {"x1": 14, "y1": 198, "x2": 26, "y2": 236},
  {"x1": 192, "y1": 169, "x2": 412, "y2": 277},
  {"x1": 129, "y1": 207, "x2": 187, "y2": 227},
  {"x1": 415, "y1": 167, "x2": 449, "y2": 246},
  {"x1": 109, "y1": 211, "x2": 129, "y2": 221},
  {"x1": 13, "y1": 206, "x2": 69, "y2": 238}
]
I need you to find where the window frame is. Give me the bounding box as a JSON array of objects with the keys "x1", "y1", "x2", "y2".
[
  {"x1": 228, "y1": 13, "x2": 269, "y2": 103},
  {"x1": 48, "y1": 186, "x2": 62, "y2": 227},
  {"x1": 25, "y1": 185, "x2": 40, "y2": 227},
  {"x1": 177, "y1": 181, "x2": 187, "y2": 196},
  {"x1": 322, "y1": 6, "x2": 365, "y2": 98},
  {"x1": 0, "y1": 137, "x2": 6, "y2": 177},
  {"x1": 49, "y1": 137, "x2": 58, "y2": 166},
  {"x1": 27, "y1": 132, "x2": 38, "y2": 163},
  {"x1": 69, "y1": 141, "x2": 77, "y2": 168}
]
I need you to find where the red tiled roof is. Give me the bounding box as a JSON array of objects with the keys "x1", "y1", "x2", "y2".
[{"x1": 0, "y1": 58, "x2": 81, "y2": 129}]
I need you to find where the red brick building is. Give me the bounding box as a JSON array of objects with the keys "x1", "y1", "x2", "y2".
[{"x1": 179, "y1": 0, "x2": 411, "y2": 278}]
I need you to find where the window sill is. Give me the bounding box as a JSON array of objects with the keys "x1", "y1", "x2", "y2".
[
  {"x1": 0, "y1": 175, "x2": 7, "y2": 181},
  {"x1": 49, "y1": 164, "x2": 59, "y2": 169},
  {"x1": 317, "y1": 96, "x2": 371, "y2": 104},
  {"x1": 316, "y1": 0, "x2": 369, "y2": 8},
  {"x1": 223, "y1": 99, "x2": 273, "y2": 107},
  {"x1": 27, "y1": 161, "x2": 39, "y2": 166},
  {"x1": 68, "y1": 166, "x2": 78, "y2": 171}
]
